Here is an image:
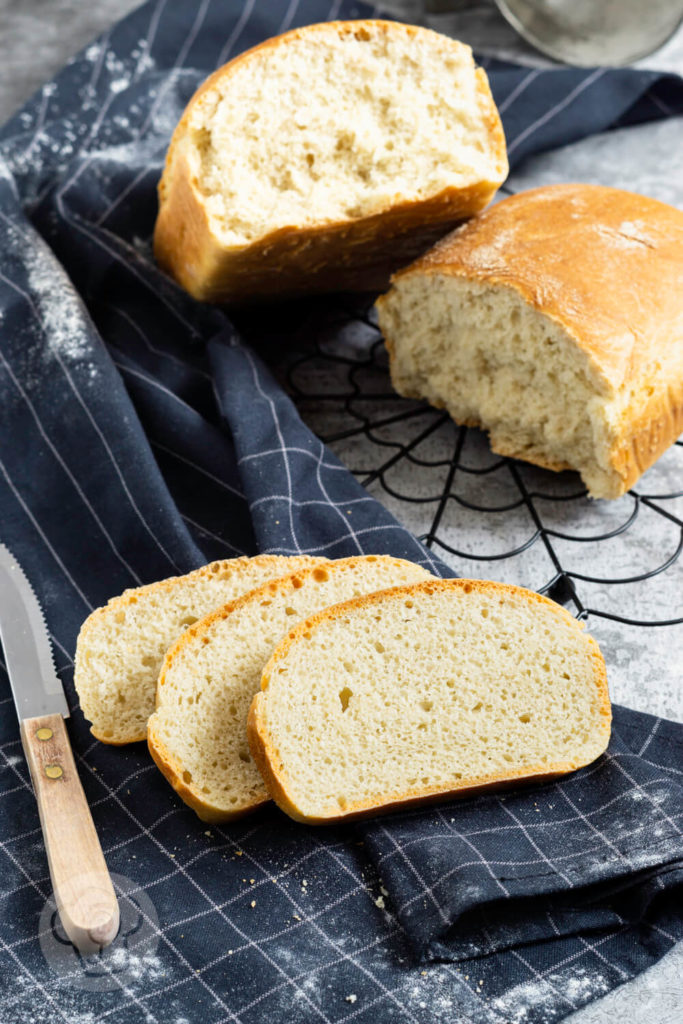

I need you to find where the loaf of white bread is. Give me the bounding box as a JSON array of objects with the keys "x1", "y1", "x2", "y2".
[
  {"x1": 74, "y1": 555, "x2": 325, "y2": 744},
  {"x1": 248, "y1": 578, "x2": 611, "y2": 823},
  {"x1": 376, "y1": 184, "x2": 683, "y2": 500},
  {"x1": 147, "y1": 556, "x2": 433, "y2": 821},
  {"x1": 154, "y1": 20, "x2": 508, "y2": 302}
]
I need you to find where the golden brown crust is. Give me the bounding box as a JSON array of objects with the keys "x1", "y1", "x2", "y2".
[
  {"x1": 246, "y1": 697, "x2": 315, "y2": 823},
  {"x1": 155, "y1": 555, "x2": 428, "y2": 697},
  {"x1": 79, "y1": 555, "x2": 319, "y2": 640},
  {"x1": 385, "y1": 185, "x2": 683, "y2": 392},
  {"x1": 90, "y1": 726, "x2": 146, "y2": 746},
  {"x1": 153, "y1": 19, "x2": 507, "y2": 303},
  {"x1": 609, "y1": 382, "x2": 683, "y2": 496},
  {"x1": 248, "y1": 577, "x2": 612, "y2": 824},
  {"x1": 76, "y1": 555, "x2": 327, "y2": 745},
  {"x1": 147, "y1": 720, "x2": 269, "y2": 823},
  {"x1": 156, "y1": 177, "x2": 502, "y2": 303},
  {"x1": 155, "y1": 557, "x2": 401, "y2": 697},
  {"x1": 150, "y1": 555, "x2": 433, "y2": 820},
  {"x1": 378, "y1": 184, "x2": 683, "y2": 498}
]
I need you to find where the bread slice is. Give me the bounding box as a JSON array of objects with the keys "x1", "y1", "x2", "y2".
[
  {"x1": 376, "y1": 184, "x2": 683, "y2": 499},
  {"x1": 75, "y1": 555, "x2": 325, "y2": 744},
  {"x1": 248, "y1": 578, "x2": 611, "y2": 824},
  {"x1": 154, "y1": 19, "x2": 507, "y2": 303},
  {"x1": 147, "y1": 556, "x2": 433, "y2": 821}
]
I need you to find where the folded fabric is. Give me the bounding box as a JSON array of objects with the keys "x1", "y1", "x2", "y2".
[
  {"x1": 360, "y1": 705, "x2": 683, "y2": 962},
  {"x1": 0, "y1": 2, "x2": 682, "y2": 1024}
]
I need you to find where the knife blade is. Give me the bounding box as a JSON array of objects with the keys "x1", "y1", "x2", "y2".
[
  {"x1": 0, "y1": 542, "x2": 119, "y2": 953},
  {"x1": 0, "y1": 543, "x2": 69, "y2": 720}
]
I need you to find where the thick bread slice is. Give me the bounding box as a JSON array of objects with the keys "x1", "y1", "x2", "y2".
[
  {"x1": 248, "y1": 579, "x2": 611, "y2": 824},
  {"x1": 154, "y1": 19, "x2": 507, "y2": 303},
  {"x1": 376, "y1": 184, "x2": 683, "y2": 499},
  {"x1": 147, "y1": 556, "x2": 433, "y2": 821},
  {"x1": 75, "y1": 555, "x2": 325, "y2": 744}
]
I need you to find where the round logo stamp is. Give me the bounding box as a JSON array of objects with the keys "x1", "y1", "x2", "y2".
[{"x1": 39, "y1": 873, "x2": 161, "y2": 992}]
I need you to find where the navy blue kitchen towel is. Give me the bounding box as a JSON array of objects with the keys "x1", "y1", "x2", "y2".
[{"x1": 0, "y1": 2, "x2": 682, "y2": 1022}]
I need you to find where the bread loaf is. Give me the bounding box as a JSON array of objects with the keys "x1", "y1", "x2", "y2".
[
  {"x1": 147, "y1": 555, "x2": 433, "y2": 821},
  {"x1": 74, "y1": 555, "x2": 325, "y2": 744},
  {"x1": 248, "y1": 578, "x2": 611, "y2": 823},
  {"x1": 154, "y1": 19, "x2": 507, "y2": 303},
  {"x1": 376, "y1": 184, "x2": 683, "y2": 500}
]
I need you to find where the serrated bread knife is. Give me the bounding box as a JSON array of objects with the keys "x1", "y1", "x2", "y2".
[{"x1": 0, "y1": 543, "x2": 119, "y2": 953}]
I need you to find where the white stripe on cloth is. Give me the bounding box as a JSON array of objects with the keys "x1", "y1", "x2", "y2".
[
  {"x1": 215, "y1": 0, "x2": 257, "y2": 67},
  {"x1": 243, "y1": 347, "x2": 304, "y2": 555},
  {"x1": 507, "y1": 68, "x2": 606, "y2": 156},
  {"x1": 151, "y1": 440, "x2": 244, "y2": 498},
  {"x1": 279, "y1": 0, "x2": 301, "y2": 35},
  {"x1": 0, "y1": 451, "x2": 93, "y2": 610},
  {"x1": 138, "y1": 0, "x2": 215, "y2": 139},
  {"x1": 379, "y1": 824, "x2": 451, "y2": 926},
  {"x1": 135, "y1": 0, "x2": 170, "y2": 80},
  {"x1": 74, "y1": 749, "x2": 337, "y2": 1024},
  {"x1": 497, "y1": 68, "x2": 542, "y2": 114},
  {"x1": 0, "y1": 750, "x2": 163, "y2": 1021},
  {"x1": 0, "y1": 342, "x2": 143, "y2": 586},
  {"x1": 0, "y1": 211, "x2": 187, "y2": 574},
  {"x1": 496, "y1": 796, "x2": 575, "y2": 887},
  {"x1": 109, "y1": 304, "x2": 213, "y2": 381},
  {"x1": 93, "y1": 154, "x2": 165, "y2": 227},
  {"x1": 180, "y1": 513, "x2": 245, "y2": 556}
]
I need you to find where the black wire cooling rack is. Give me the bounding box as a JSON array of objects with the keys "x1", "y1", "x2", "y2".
[{"x1": 239, "y1": 294, "x2": 683, "y2": 631}]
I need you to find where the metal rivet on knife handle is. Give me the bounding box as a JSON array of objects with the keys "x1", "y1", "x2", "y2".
[
  {"x1": 36, "y1": 727, "x2": 53, "y2": 741},
  {"x1": 45, "y1": 764, "x2": 64, "y2": 779}
]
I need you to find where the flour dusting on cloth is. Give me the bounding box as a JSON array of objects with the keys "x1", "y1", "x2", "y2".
[
  {"x1": 493, "y1": 968, "x2": 612, "y2": 1023},
  {"x1": 24, "y1": 241, "x2": 96, "y2": 365}
]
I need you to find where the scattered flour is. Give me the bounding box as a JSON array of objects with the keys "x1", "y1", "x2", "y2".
[
  {"x1": 0, "y1": 977, "x2": 98, "y2": 1024},
  {"x1": 105, "y1": 947, "x2": 165, "y2": 984},
  {"x1": 618, "y1": 220, "x2": 658, "y2": 246},
  {"x1": 492, "y1": 966, "x2": 610, "y2": 1023},
  {"x1": 593, "y1": 222, "x2": 658, "y2": 251},
  {"x1": 20, "y1": 229, "x2": 99, "y2": 374},
  {"x1": 130, "y1": 38, "x2": 157, "y2": 78},
  {"x1": 291, "y1": 970, "x2": 323, "y2": 1004},
  {"x1": 84, "y1": 43, "x2": 103, "y2": 63},
  {"x1": 404, "y1": 971, "x2": 456, "y2": 1018}
]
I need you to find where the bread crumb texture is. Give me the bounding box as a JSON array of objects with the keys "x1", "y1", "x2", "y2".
[
  {"x1": 377, "y1": 184, "x2": 683, "y2": 499},
  {"x1": 187, "y1": 22, "x2": 502, "y2": 243},
  {"x1": 148, "y1": 555, "x2": 433, "y2": 821},
  {"x1": 251, "y1": 579, "x2": 611, "y2": 822},
  {"x1": 74, "y1": 555, "x2": 326, "y2": 745},
  {"x1": 154, "y1": 20, "x2": 507, "y2": 301}
]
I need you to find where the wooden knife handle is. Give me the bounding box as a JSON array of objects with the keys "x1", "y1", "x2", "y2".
[{"x1": 20, "y1": 712, "x2": 119, "y2": 953}]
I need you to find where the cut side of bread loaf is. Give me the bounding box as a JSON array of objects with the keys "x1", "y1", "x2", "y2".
[
  {"x1": 75, "y1": 555, "x2": 325, "y2": 744},
  {"x1": 147, "y1": 556, "x2": 433, "y2": 821},
  {"x1": 376, "y1": 184, "x2": 683, "y2": 499},
  {"x1": 154, "y1": 19, "x2": 507, "y2": 302},
  {"x1": 248, "y1": 579, "x2": 611, "y2": 823}
]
